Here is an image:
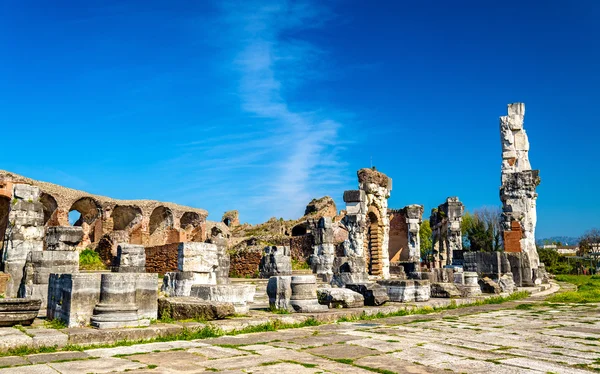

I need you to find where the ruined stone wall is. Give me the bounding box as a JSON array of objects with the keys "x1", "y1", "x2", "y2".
[
  {"x1": 499, "y1": 103, "x2": 540, "y2": 280},
  {"x1": 145, "y1": 243, "x2": 179, "y2": 275},
  {"x1": 0, "y1": 170, "x2": 212, "y2": 253},
  {"x1": 229, "y1": 247, "x2": 262, "y2": 278},
  {"x1": 430, "y1": 197, "x2": 463, "y2": 268},
  {"x1": 289, "y1": 235, "x2": 314, "y2": 263}
]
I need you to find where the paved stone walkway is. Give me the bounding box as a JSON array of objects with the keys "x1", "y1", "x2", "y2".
[{"x1": 1, "y1": 296, "x2": 599, "y2": 373}]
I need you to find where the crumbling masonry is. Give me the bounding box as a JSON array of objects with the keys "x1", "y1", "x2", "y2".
[
  {"x1": 499, "y1": 103, "x2": 541, "y2": 282},
  {"x1": 430, "y1": 197, "x2": 464, "y2": 268}
]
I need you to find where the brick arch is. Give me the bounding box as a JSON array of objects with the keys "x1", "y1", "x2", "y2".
[
  {"x1": 112, "y1": 205, "x2": 142, "y2": 231},
  {"x1": 180, "y1": 211, "x2": 204, "y2": 242},
  {"x1": 149, "y1": 206, "x2": 174, "y2": 246},
  {"x1": 40, "y1": 192, "x2": 59, "y2": 226}
]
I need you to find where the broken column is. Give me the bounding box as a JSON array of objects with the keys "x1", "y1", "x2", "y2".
[
  {"x1": 404, "y1": 204, "x2": 424, "y2": 268},
  {"x1": 259, "y1": 246, "x2": 292, "y2": 278},
  {"x1": 3, "y1": 184, "x2": 44, "y2": 298},
  {"x1": 499, "y1": 103, "x2": 541, "y2": 285},
  {"x1": 90, "y1": 273, "x2": 149, "y2": 329},
  {"x1": 289, "y1": 275, "x2": 328, "y2": 313},
  {"x1": 309, "y1": 217, "x2": 335, "y2": 281}
]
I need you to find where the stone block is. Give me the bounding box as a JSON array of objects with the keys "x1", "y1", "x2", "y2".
[
  {"x1": 343, "y1": 190, "x2": 365, "y2": 203},
  {"x1": 4, "y1": 240, "x2": 43, "y2": 261},
  {"x1": 13, "y1": 184, "x2": 40, "y2": 201},
  {"x1": 47, "y1": 273, "x2": 102, "y2": 328},
  {"x1": 157, "y1": 297, "x2": 234, "y2": 321},
  {"x1": 345, "y1": 283, "x2": 389, "y2": 306},
  {"x1": 30, "y1": 251, "x2": 79, "y2": 284},
  {"x1": 453, "y1": 272, "x2": 464, "y2": 285},
  {"x1": 10, "y1": 200, "x2": 44, "y2": 226},
  {"x1": 114, "y1": 244, "x2": 146, "y2": 273},
  {"x1": 498, "y1": 273, "x2": 516, "y2": 293},
  {"x1": 10, "y1": 226, "x2": 45, "y2": 241},
  {"x1": 259, "y1": 246, "x2": 292, "y2": 278},
  {"x1": 190, "y1": 284, "x2": 255, "y2": 314},
  {"x1": 479, "y1": 277, "x2": 501, "y2": 294},
  {"x1": 0, "y1": 273, "x2": 10, "y2": 295},
  {"x1": 4, "y1": 261, "x2": 26, "y2": 298},
  {"x1": 178, "y1": 242, "x2": 218, "y2": 273},
  {"x1": 317, "y1": 288, "x2": 364, "y2": 308},
  {"x1": 267, "y1": 276, "x2": 292, "y2": 311},
  {"x1": 378, "y1": 280, "x2": 416, "y2": 302},
  {"x1": 45, "y1": 227, "x2": 84, "y2": 251},
  {"x1": 430, "y1": 283, "x2": 461, "y2": 298},
  {"x1": 162, "y1": 272, "x2": 196, "y2": 297}
]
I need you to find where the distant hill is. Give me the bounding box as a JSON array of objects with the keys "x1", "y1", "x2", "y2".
[{"x1": 536, "y1": 236, "x2": 581, "y2": 246}]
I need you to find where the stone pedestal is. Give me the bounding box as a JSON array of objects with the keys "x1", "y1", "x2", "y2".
[
  {"x1": 191, "y1": 284, "x2": 255, "y2": 314},
  {"x1": 267, "y1": 276, "x2": 292, "y2": 312},
  {"x1": 114, "y1": 244, "x2": 146, "y2": 273},
  {"x1": 331, "y1": 256, "x2": 369, "y2": 287},
  {"x1": 91, "y1": 273, "x2": 149, "y2": 329},
  {"x1": 48, "y1": 273, "x2": 102, "y2": 328},
  {"x1": 289, "y1": 275, "x2": 328, "y2": 313},
  {"x1": 378, "y1": 280, "x2": 430, "y2": 302},
  {"x1": 0, "y1": 298, "x2": 41, "y2": 327},
  {"x1": 162, "y1": 242, "x2": 219, "y2": 296},
  {"x1": 45, "y1": 227, "x2": 84, "y2": 251},
  {"x1": 459, "y1": 272, "x2": 482, "y2": 297}
]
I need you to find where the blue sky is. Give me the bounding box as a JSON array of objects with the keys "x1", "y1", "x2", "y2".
[{"x1": 1, "y1": 1, "x2": 598, "y2": 238}]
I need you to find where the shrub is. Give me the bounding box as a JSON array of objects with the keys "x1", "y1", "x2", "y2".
[{"x1": 79, "y1": 249, "x2": 107, "y2": 271}]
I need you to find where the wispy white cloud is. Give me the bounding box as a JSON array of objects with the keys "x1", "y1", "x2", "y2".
[{"x1": 159, "y1": 0, "x2": 353, "y2": 222}]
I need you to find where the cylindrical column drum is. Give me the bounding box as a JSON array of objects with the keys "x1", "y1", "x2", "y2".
[{"x1": 290, "y1": 275, "x2": 317, "y2": 301}]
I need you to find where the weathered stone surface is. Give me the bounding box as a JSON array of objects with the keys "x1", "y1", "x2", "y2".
[
  {"x1": 114, "y1": 243, "x2": 146, "y2": 273},
  {"x1": 430, "y1": 197, "x2": 464, "y2": 268},
  {"x1": 304, "y1": 196, "x2": 337, "y2": 217},
  {"x1": 44, "y1": 226, "x2": 83, "y2": 251},
  {"x1": 0, "y1": 298, "x2": 41, "y2": 327},
  {"x1": 499, "y1": 103, "x2": 540, "y2": 283},
  {"x1": 378, "y1": 279, "x2": 430, "y2": 302},
  {"x1": 91, "y1": 273, "x2": 149, "y2": 329},
  {"x1": 13, "y1": 184, "x2": 40, "y2": 201},
  {"x1": 178, "y1": 242, "x2": 218, "y2": 274},
  {"x1": 430, "y1": 282, "x2": 461, "y2": 298},
  {"x1": 317, "y1": 288, "x2": 364, "y2": 308},
  {"x1": 157, "y1": 297, "x2": 234, "y2": 320},
  {"x1": 134, "y1": 273, "x2": 158, "y2": 321},
  {"x1": 259, "y1": 246, "x2": 292, "y2": 278},
  {"x1": 478, "y1": 277, "x2": 501, "y2": 294},
  {"x1": 345, "y1": 283, "x2": 389, "y2": 306},
  {"x1": 47, "y1": 273, "x2": 102, "y2": 328},
  {"x1": 267, "y1": 276, "x2": 292, "y2": 311},
  {"x1": 289, "y1": 275, "x2": 328, "y2": 313},
  {"x1": 190, "y1": 284, "x2": 255, "y2": 314},
  {"x1": 498, "y1": 273, "x2": 516, "y2": 293},
  {"x1": 458, "y1": 271, "x2": 482, "y2": 297}
]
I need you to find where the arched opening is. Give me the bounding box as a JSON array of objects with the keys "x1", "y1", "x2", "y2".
[
  {"x1": 69, "y1": 197, "x2": 101, "y2": 245},
  {"x1": 149, "y1": 206, "x2": 174, "y2": 245},
  {"x1": 291, "y1": 224, "x2": 307, "y2": 237},
  {"x1": 223, "y1": 218, "x2": 231, "y2": 227},
  {"x1": 180, "y1": 212, "x2": 201, "y2": 229},
  {"x1": 68, "y1": 197, "x2": 101, "y2": 226},
  {"x1": 181, "y1": 212, "x2": 204, "y2": 242},
  {"x1": 112, "y1": 205, "x2": 142, "y2": 231},
  {"x1": 40, "y1": 193, "x2": 58, "y2": 226},
  {"x1": 0, "y1": 196, "x2": 10, "y2": 253},
  {"x1": 367, "y1": 210, "x2": 383, "y2": 276}
]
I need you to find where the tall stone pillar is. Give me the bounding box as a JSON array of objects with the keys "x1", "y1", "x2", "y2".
[
  {"x1": 444, "y1": 197, "x2": 464, "y2": 267},
  {"x1": 3, "y1": 184, "x2": 44, "y2": 298},
  {"x1": 309, "y1": 217, "x2": 335, "y2": 281},
  {"x1": 499, "y1": 103, "x2": 541, "y2": 284},
  {"x1": 404, "y1": 205, "x2": 424, "y2": 266}
]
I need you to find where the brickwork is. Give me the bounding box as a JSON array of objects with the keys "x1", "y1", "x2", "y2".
[
  {"x1": 145, "y1": 243, "x2": 179, "y2": 275},
  {"x1": 504, "y1": 221, "x2": 523, "y2": 253},
  {"x1": 388, "y1": 210, "x2": 408, "y2": 262},
  {"x1": 229, "y1": 247, "x2": 262, "y2": 278},
  {"x1": 289, "y1": 235, "x2": 314, "y2": 263}
]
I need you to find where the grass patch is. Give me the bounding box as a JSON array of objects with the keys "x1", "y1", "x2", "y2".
[
  {"x1": 79, "y1": 249, "x2": 107, "y2": 271},
  {"x1": 515, "y1": 303, "x2": 536, "y2": 310},
  {"x1": 547, "y1": 275, "x2": 600, "y2": 303},
  {"x1": 283, "y1": 360, "x2": 317, "y2": 368},
  {"x1": 44, "y1": 319, "x2": 67, "y2": 330}
]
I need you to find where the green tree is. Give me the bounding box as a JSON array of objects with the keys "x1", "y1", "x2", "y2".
[
  {"x1": 419, "y1": 219, "x2": 432, "y2": 260},
  {"x1": 466, "y1": 207, "x2": 502, "y2": 252}
]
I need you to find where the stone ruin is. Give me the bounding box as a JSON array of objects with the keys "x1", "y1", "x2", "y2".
[
  {"x1": 388, "y1": 204, "x2": 424, "y2": 276},
  {"x1": 499, "y1": 103, "x2": 541, "y2": 285},
  {"x1": 430, "y1": 197, "x2": 464, "y2": 268},
  {"x1": 259, "y1": 245, "x2": 292, "y2": 278}
]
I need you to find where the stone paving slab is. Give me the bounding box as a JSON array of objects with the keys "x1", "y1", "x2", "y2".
[
  {"x1": 48, "y1": 357, "x2": 146, "y2": 373},
  {"x1": 27, "y1": 351, "x2": 91, "y2": 365},
  {"x1": 0, "y1": 356, "x2": 28, "y2": 369}
]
